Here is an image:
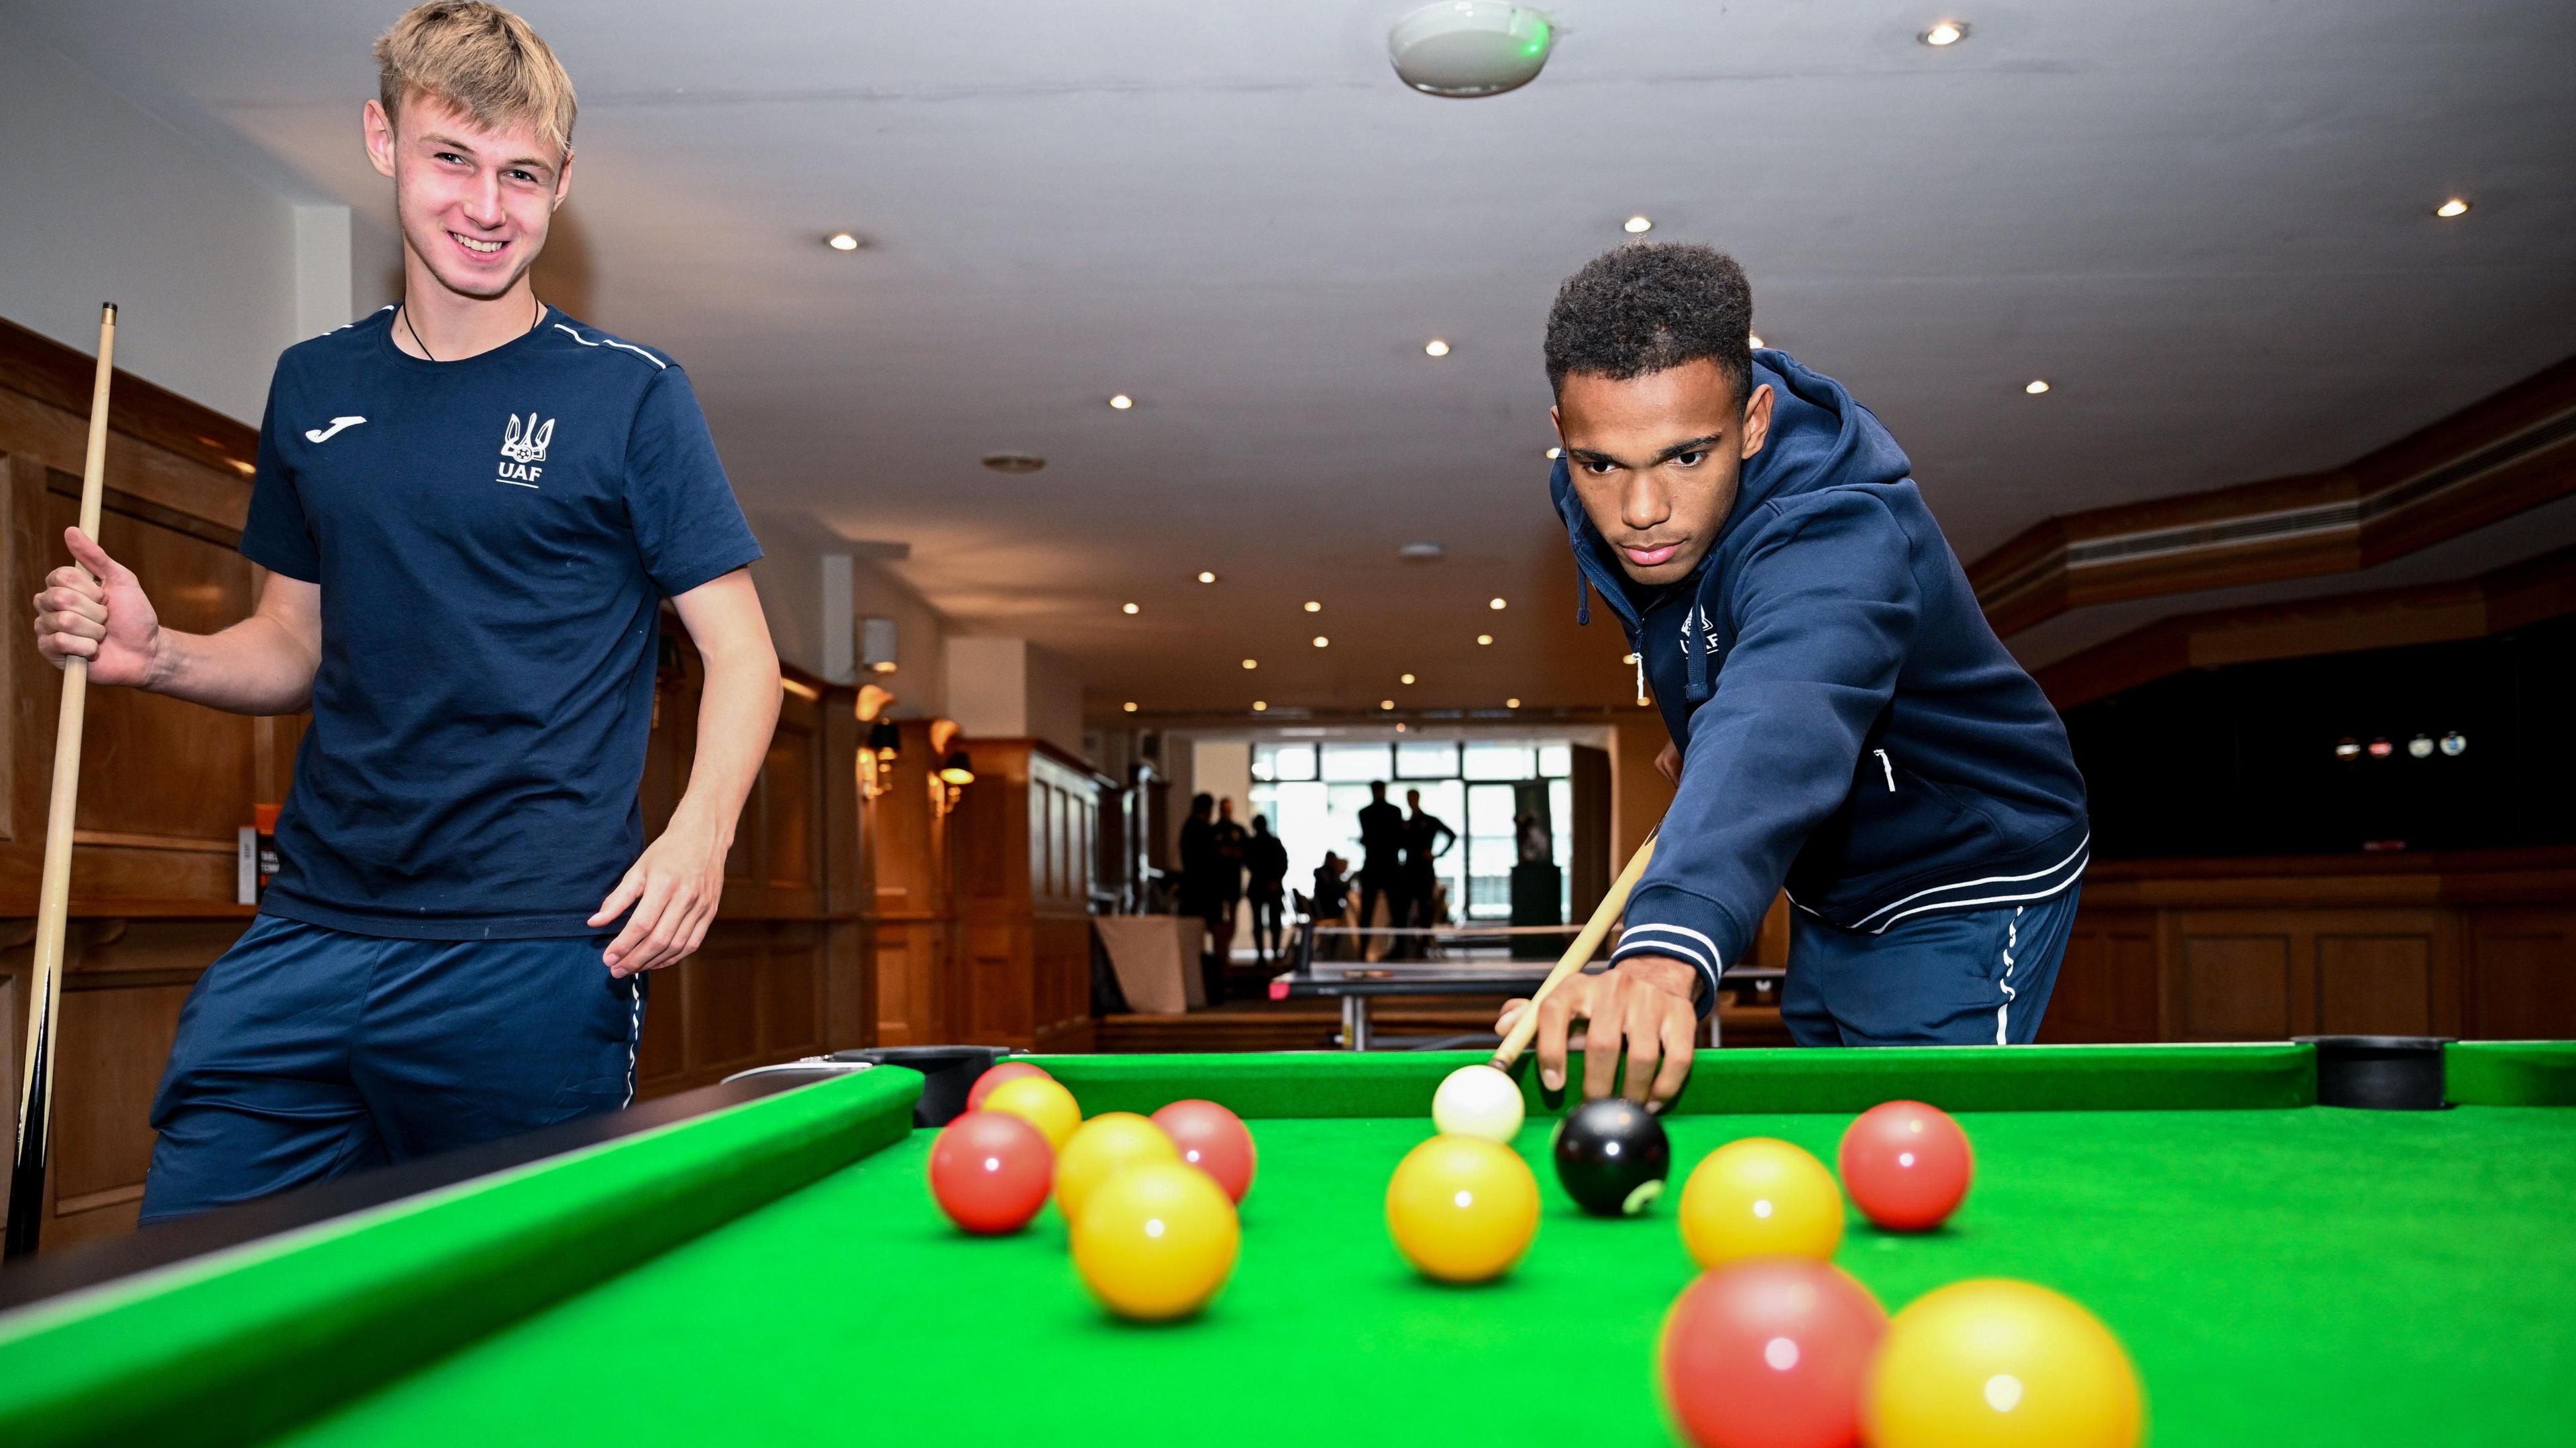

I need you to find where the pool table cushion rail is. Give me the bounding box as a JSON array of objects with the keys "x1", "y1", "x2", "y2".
[
  {"x1": 1032, "y1": 1044, "x2": 2324, "y2": 1119},
  {"x1": 0, "y1": 1066, "x2": 924, "y2": 1448}
]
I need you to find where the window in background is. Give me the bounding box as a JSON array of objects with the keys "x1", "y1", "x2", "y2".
[
  {"x1": 1464, "y1": 741, "x2": 1538, "y2": 781},
  {"x1": 1464, "y1": 782, "x2": 1518, "y2": 917},
  {"x1": 1320, "y1": 742, "x2": 1393, "y2": 783},
  {"x1": 1254, "y1": 742, "x2": 1317, "y2": 782},
  {"x1": 1397, "y1": 740, "x2": 1459, "y2": 779},
  {"x1": 1230, "y1": 736, "x2": 1592, "y2": 938}
]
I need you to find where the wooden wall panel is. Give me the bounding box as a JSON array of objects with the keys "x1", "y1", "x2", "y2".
[
  {"x1": 2044, "y1": 909, "x2": 2160, "y2": 1043},
  {"x1": 2059, "y1": 857, "x2": 2570, "y2": 1042},
  {"x1": 2177, "y1": 934, "x2": 2293, "y2": 1040},
  {"x1": 936, "y1": 738, "x2": 1103, "y2": 1054},
  {"x1": 2314, "y1": 934, "x2": 2438, "y2": 1036},
  {"x1": 870, "y1": 719, "x2": 953, "y2": 1047},
  {"x1": 2461, "y1": 911, "x2": 2576, "y2": 1039}
]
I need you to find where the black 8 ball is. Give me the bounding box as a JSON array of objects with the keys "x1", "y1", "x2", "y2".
[{"x1": 1550, "y1": 1098, "x2": 1671, "y2": 1216}]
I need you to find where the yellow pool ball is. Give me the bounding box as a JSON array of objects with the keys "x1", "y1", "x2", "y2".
[
  {"x1": 1070, "y1": 1160, "x2": 1240, "y2": 1321},
  {"x1": 1055, "y1": 1111, "x2": 1179, "y2": 1223},
  {"x1": 1866, "y1": 1278, "x2": 2144, "y2": 1448},
  {"x1": 1385, "y1": 1133, "x2": 1540, "y2": 1283},
  {"x1": 1676, "y1": 1136, "x2": 1845, "y2": 1269},
  {"x1": 983, "y1": 1074, "x2": 1081, "y2": 1153}
]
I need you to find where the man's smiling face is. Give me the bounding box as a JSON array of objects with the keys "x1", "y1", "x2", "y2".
[
  {"x1": 365, "y1": 89, "x2": 571, "y2": 302},
  {"x1": 1554, "y1": 358, "x2": 1773, "y2": 586}
]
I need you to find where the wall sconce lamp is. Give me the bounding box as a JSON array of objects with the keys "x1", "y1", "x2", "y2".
[
  {"x1": 857, "y1": 685, "x2": 898, "y2": 801},
  {"x1": 928, "y1": 718, "x2": 973, "y2": 816}
]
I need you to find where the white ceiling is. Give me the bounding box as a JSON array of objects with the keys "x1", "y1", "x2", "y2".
[{"x1": 13, "y1": 0, "x2": 2575, "y2": 715}]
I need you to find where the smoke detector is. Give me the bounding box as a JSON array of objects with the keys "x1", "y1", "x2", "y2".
[
  {"x1": 1399, "y1": 541, "x2": 1446, "y2": 561},
  {"x1": 1388, "y1": 3, "x2": 1556, "y2": 98}
]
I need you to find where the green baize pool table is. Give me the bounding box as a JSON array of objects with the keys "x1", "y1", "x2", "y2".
[{"x1": 2, "y1": 1042, "x2": 2571, "y2": 1447}]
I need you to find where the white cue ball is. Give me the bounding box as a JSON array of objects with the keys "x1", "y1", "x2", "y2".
[{"x1": 1432, "y1": 1064, "x2": 1525, "y2": 1141}]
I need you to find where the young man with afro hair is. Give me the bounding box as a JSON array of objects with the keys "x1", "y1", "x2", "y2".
[{"x1": 1498, "y1": 244, "x2": 2090, "y2": 1105}]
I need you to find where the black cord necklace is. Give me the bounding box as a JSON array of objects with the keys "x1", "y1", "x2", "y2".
[{"x1": 398, "y1": 294, "x2": 542, "y2": 362}]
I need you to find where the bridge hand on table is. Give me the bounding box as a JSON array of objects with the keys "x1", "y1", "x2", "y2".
[{"x1": 1495, "y1": 954, "x2": 1700, "y2": 1109}]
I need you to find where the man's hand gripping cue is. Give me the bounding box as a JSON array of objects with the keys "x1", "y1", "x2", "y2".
[{"x1": 1495, "y1": 953, "x2": 1701, "y2": 1111}]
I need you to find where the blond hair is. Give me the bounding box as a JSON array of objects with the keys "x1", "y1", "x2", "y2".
[{"x1": 375, "y1": 2, "x2": 577, "y2": 157}]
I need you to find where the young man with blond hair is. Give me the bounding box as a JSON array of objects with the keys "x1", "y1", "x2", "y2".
[{"x1": 30, "y1": 1, "x2": 780, "y2": 1220}]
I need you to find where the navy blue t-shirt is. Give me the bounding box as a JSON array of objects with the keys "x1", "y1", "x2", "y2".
[{"x1": 240, "y1": 306, "x2": 762, "y2": 939}]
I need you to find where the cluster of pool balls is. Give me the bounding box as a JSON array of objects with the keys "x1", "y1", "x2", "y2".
[
  {"x1": 1426, "y1": 1062, "x2": 2145, "y2": 1448},
  {"x1": 932, "y1": 1060, "x2": 2143, "y2": 1446},
  {"x1": 927, "y1": 1061, "x2": 1256, "y2": 1320}
]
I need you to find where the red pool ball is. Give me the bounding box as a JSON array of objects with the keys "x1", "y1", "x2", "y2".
[
  {"x1": 928, "y1": 1109, "x2": 1054, "y2": 1234},
  {"x1": 1150, "y1": 1099, "x2": 1257, "y2": 1203},
  {"x1": 1661, "y1": 1258, "x2": 1887, "y2": 1448},
  {"x1": 965, "y1": 1060, "x2": 1051, "y2": 1114},
  {"x1": 1837, "y1": 1100, "x2": 1972, "y2": 1232}
]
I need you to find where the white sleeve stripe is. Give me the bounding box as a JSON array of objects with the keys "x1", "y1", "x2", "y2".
[
  {"x1": 1620, "y1": 922, "x2": 1724, "y2": 963},
  {"x1": 551, "y1": 323, "x2": 669, "y2": 370},
  {"x1": 1610, "y1": 934, "x2": 1713, "y2": 976}
]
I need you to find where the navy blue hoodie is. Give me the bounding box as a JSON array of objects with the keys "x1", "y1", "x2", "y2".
[{"x1": 1556, "y1": 350, "x2": 2090, "y2": 1010}]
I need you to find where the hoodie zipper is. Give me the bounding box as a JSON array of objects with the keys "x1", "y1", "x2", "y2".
[{"x1": 1874, "y1": 748, "x2": 1896, "y2": 792}]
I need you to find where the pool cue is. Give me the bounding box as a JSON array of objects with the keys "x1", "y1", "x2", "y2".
[
  {"x1": 7, "y1": 303, "x2": 116, "y2": 1261},
  {"x1": 1489, "y1": 826, "x2": 1658, "y2": 1072}
]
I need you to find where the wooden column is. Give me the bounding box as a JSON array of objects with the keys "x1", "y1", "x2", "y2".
[
  {"x1": 950, "y1": 738, "x2": 1104, "y2": 1052},
  {"x1": 869, "y1": 719, "x2": 955, "y2": 1046}
]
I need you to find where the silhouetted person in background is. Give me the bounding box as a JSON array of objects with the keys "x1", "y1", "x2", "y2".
[
  {"x1": 1356, "y1": 781, "x2": 1407, "y2": 956},
  {"x1": 1401, "y1": 787, "x2": 1458, "y2": 940},
  {"x1": 1244, "y1": 814, "x2": 1289, "y2": 964},
  {"x1": 1309, "y1": 850, "x2": 1352, "y2": 959},
  {"x1": 1177, "y1": 792, "x2": 1222, "y2": 996},
  {"x1": 1208, "y1": 797, "x2": 1249, "y2": 990}
]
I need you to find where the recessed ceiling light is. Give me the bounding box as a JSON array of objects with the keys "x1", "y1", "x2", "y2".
[
  {"x1": 1477, "y1": 634, "x2": 1494, "y2": 646},
  {"x1": 1489, "y1": 597, "x2": 1507, "y2": 610},
  {"x1": 1312, "y1": 636, "x2": 1330, "y2": 648},
  {"x1": 2436, "y1": 198, "x2": 2471, "y2": 219},
  {"x1": 1506, "y1": 698, "x2": 1521, "y2": 709},
  {"x1": 1304, "y1": 600, "x2": 1322, "y2": 612},
  {"x1": 826, "y1": 231, "x2": 865, "y2": 251},
  {"x1": 1748, "y1": 334, "x2": 1765, "y2": 349},
  {"x1": 1424, "y1": 339, "x2": 1451, "y2": 357},
  {"x1": 1921, "y1": 20, "x2": 1967, "y2": 46},
  {"x1": 1381, "y1": 700, "x2": 1395, "y2": 710},
  {"x1": 1623, "y1": 215, "x2": 1653, "y2": 235},
  {"x1": 981, "y1": 452, "x2": 1044, "y2": 473},
  {"x1": 1197, "y1": 571, "x2": 1218, "y2": 583},
  {"x1": 1108, "y1": 393, "x2": 1134, "y2": 410},
  {"x1": 2025, "y1": 379, "x2": 2051, "y2": 395},
  {"x1": 1122, "y1": 602, "x2": 1140, "y2": 615},
  {"x1": 1546, "y1": 446, "x2": 1562, "y2": 459},
  {"x1": 1122, "y1": 701, "x2": 1138, "y2": 712},
  {"x1": 1400, "y1": 673, "x2": 1417, "y2": 685},
  {"x1": 1252, "y1": 700, "x2": 1268, "y2": 712},
  {"x1": 1242, "y1": 658, "x2": 1258, "y2": 670}
]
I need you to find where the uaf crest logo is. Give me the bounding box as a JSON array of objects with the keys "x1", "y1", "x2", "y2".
[{"x1": 497, "y1": 412, "x2": 554, "y2": 488}]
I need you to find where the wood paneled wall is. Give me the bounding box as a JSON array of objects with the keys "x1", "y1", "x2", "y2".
[
  {"x1": 951, "y1": 738, "x2": 1102, "y2": 1052},
  {"x1": 871, "y1": 730, "x2": 1109, "y2": 1051},
  {"x1": 0, "y1": 317, "x2": 874, "y2": 1251},
  {"x1": 870, "y1": 718, "x2": 956, "y2": 1047},
  {"x1": 2047, "y1": 852, "x2": 2576, "y2": 1042}
]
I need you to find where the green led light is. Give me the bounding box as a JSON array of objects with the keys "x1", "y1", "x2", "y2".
[{"x1": 1523, "y1": 19, "x2": 1551, "y2": 55}]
